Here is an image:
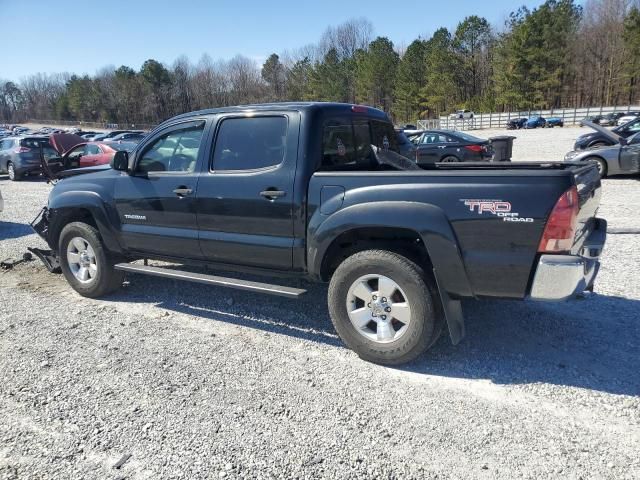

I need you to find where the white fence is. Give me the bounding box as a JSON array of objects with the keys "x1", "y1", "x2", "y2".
[{"x1": 416, "y1": 105, "x2": 640, "y2": 131}]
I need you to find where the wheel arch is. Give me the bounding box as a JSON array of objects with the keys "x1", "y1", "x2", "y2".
[
  {"x1": 309, "y1": 201, "x2": 473, "y2": 299},
  {"x1": 47, "y1": 192, "x2": 122, "y2": 254}
]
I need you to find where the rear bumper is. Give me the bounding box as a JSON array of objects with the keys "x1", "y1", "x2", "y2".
[{"x1": 529, "y1": 218, "x2": 606, "y2": 301}]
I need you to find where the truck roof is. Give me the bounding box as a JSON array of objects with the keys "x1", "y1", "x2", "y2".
[{"x1": 164, "y1": 102, "x2": 390, "y2": 125}]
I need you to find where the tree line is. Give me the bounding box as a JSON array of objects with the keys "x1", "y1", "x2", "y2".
[{"x1": 1, "y1": 0, "x2": 639, "y2": 127}]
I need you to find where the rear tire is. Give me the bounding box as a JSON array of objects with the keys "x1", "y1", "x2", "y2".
[
  {"x1": 7, "y1": 162, "x2": 21, "y2": 181},
  {"x1": 59, "y1": 222, "x2": 124, "y2": 298},
  {"x1": 328, "y1": 250, "x2": 443, "y2": 365}
]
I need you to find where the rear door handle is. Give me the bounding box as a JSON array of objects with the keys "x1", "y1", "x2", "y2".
[
  {"x1": 173, "y1": 187, "x2": 193, "y2": 197},
  {"x1": 260, "y1": 189, "x2": 286, "y2": 200}
]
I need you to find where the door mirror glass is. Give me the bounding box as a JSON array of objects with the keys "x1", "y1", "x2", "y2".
[{"x1": 111, "y1": 150, "x2": 129, "y2": 171}]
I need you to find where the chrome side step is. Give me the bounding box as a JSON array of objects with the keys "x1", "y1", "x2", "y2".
[{"x1": 114, "y1": 263, "x2": 306, "y2": 299}]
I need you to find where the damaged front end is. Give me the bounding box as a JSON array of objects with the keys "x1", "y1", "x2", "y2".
[{"x1": 29, "y1": 207, "x2": 61, "y2": 273}]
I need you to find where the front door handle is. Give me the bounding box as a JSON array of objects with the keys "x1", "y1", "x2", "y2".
[
  {"x1": 260, "y1": 189, "x2": 286, "y2": 200},
  {"x1": 173, "y1": 186, "x2": 193, "y2": 197}
]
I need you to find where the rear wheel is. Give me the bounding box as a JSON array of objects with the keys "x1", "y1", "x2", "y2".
[
  {"x1": 7, "y1": 162, "x2": 21, "y2": 181},
  {"x1": 440, "y1": 155, "x2": 459, "y2": 163},
  {"x1": 328, "y1": 250, "x2": 443, "y2": 365},
  {"x1": 59, "y1": 222, "x2": 124, "y2": 297}
]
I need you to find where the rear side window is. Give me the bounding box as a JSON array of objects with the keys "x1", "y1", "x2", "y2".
[{"x1": 212, "y1": 116, "x2": 287, "y2": 171}]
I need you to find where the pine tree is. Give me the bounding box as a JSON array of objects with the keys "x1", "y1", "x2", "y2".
[
  {"x1": 393, "y1": 39, "x2": 427, "y2": 123},
  {"x1": 355, "y1": 37, "x2": 399, "y2": 112}
]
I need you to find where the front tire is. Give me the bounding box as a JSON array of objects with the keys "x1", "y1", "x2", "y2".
[
  {"x1": 59, "y1": 222, "x2": 124, "y2": 298},
  {"x1": 328, "y1": 250, "x2": 443, "y2": 365}
]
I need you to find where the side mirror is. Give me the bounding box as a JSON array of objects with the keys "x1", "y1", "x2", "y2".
[
  {"x1": 111, "y1": 150, "x2": 130, "y2": 172},
  {"x1": 619, "y1": 137, "x2": 628, "y2": 146}
]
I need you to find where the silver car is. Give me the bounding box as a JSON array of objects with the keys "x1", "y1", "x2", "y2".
[{"x1": 565, "y1": 121, "x2": 640, "y2": 177}]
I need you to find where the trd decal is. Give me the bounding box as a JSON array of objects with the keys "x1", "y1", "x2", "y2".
[{"x1": 461, "y1": 199, "x2": 534, "y2": 223}]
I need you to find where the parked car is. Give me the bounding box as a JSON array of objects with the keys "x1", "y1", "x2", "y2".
[
  {"x1": 449, "y1": 109, "x2": 474, "y2": 120},
  {"x1": 92, "y1": 130, "x2": 132, "y2": 142},
  {"x1": 583, "y1": 115, "x2": 604, "y2": 125},
  {"x1": 574, "y1": 116, "x2": 640, "y2": 150},
  {"x1": 30, "y1": 102, "x2": 606, "y2": 366},
  {"x1": 413, "y1": 130, "x2": 492, "y2": 163},
  {"x1": 108, "y1": 132, "x2": 146, "y2": 142},
  {"x1": 599, "y1": 112, "x2": 626, "y2": 126},
  {"x1": 506, "y1": 117, "x2": 528, "y2": 129},
  {"x1": 525, "y1": 116, "x2": 546, "y2": 128},
  {"x1": 42, "y1": 134, "x2": 139, "y2": 180},
  {"x1": 546, "y1": 117, "x2": 564, "y2": 127},
  {"x1": 565, "y1": 121, "x2": 640, "y2": 177},
  {"x1": 616, "y1": 111, "x2": 640, "y2": 125},
  {"x1": 395, "y1": 129, "x2": 417, "y2": 159},
  {"x1": 0, "y1": 135, "x2": 58, "y2": 180}
]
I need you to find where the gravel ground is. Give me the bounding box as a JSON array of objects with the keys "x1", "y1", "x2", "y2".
[{"x1": 0, "y1": 128, "x2": 639, "y2": 479}]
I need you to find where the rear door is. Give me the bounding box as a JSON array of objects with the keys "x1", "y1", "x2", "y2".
[
  {"x1": 113, "y1": 119, "x2": 208, "y2": 259},
  {"x1": 196, "y1": 112, "x2": 300, "y2": 270}
]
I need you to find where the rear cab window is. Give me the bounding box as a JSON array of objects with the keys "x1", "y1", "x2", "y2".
[{"x1": 320, "y1": 116, "x2": 398, "y2": 171}]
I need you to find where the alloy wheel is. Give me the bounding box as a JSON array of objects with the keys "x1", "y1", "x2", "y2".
[
  {"x1": 346, "y1": 274, "x2": 412, "y2": 344},
  {"x1": 66, "y1": 237, "x2": 98, "y2": 283}
]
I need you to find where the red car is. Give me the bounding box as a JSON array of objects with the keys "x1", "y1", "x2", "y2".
[
  {"x1": 43, "y1": 134, "x2": 137, "y2": 180},
  {"x1": 64, "y1": 142, "x2": 118, "y2": 167}
]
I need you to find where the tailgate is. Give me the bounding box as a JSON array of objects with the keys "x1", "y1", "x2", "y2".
[{"x1": 571, "y1": 162, "x2": 602, "y2": 254}]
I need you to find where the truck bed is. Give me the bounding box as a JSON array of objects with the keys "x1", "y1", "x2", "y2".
[{"x1": 308, "y1": 161, "x2": 601, "y2": 299}]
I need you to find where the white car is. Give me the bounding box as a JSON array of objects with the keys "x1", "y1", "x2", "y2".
[
  {"x1": 617, "y1": 113, "x2": 640, "y2": 126},
  {"x1": 449, "y1": 109, "x2": 474, "y2": 120}
]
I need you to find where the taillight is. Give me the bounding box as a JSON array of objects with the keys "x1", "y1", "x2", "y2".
[
  {"x1": 464, "y1": 144, "x2": 484, "y2": 153},
  {"x1": 14, "y1": 147, "x2": 31, "y2": 153},
  {"x1": 351, "y1": 105, "x2": 368, "y2": 113},
  {"x1": 538, "y1": 186, "x2": 579, "y2": 253}
]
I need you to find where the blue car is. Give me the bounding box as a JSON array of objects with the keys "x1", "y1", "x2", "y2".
[
  {"x1": 546, "y1": 117, "x2": 564, "y2": 128},
  {"x1": 525, "y1": 116, "x2": 546, "y2": 128}
]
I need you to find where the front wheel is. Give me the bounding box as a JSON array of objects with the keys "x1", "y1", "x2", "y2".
[
  {"x1": 584, "y1": 156, "x2": 607, "y2": 178},
  {"x1": 59, "y1": 222, "x2": 124, "y2": 297},
  {"x1": 440, "y1": 155, "x2": 459, "y2": 163},
  {"x1": 328, "y1": 250, "x2": 443, "y2": 365}
]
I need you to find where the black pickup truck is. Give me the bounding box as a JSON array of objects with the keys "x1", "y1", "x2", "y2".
[{"x1": 32, "y1": 102, "x2": 606, "y2": 365}]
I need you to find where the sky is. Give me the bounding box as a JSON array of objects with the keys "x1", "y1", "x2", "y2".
[{"x1": 1, "y1": 0, "x2": 546, "y2": 81}]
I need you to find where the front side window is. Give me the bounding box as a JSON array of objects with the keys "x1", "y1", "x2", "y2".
[
  {"x1": 138, "y1": 123, "x2": 204, "y2": 173},
  {"x1": 212, "y1": 116, "x2": 287, "y2": 171}
]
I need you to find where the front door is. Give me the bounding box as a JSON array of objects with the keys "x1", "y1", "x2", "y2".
[
  {"x1": 619, "y1": 134, "x2": 640, "y2": 174},
  {"x1": 196, "y1": 113, "x2": 299, "y2": 270},
  {"x1": 416, "y1": 132, "x2": 446, "y2": 163},
  {"x1": 114, "y1": 120, "x2": 208, "y2": 259}
]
